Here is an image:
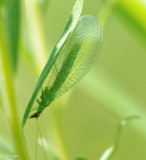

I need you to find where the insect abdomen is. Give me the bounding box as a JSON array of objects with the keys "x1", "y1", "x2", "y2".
[{"x1": 50, "y1": 42, "x2": 81, "y2": 94}]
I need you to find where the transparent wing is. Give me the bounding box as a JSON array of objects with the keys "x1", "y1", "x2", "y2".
[{"x1": 43, "y1": 15, "x2": 103, "y2": 100}]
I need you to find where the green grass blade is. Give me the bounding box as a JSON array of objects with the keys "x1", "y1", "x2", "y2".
[
  {"x1": 97, "y1": 0, "x2": 115, "y2": 24},
  {"x1": 22, "y1": 0, "x2": 84, "y2": 128},
  {"x1": 99, "y1": 116, "x2": 140, "y2": 160},
  {"x1": 0, "y1": 18, "x2": 31, "y2": 159},
  {"x1": 20, "y1": 0, "x2": 48, "y2": 74},
  {"x1": 0, "y1": 0, "x2": 20, "y2": 73}
]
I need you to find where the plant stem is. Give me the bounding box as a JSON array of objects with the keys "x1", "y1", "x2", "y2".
[{"x1": 0, "y1": 25, "x2": 31, "y2": 160}]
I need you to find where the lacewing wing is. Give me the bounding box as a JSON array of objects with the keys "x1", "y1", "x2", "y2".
[{"x1": 29, "y1": 15, "x2": 103, "y2": 119}]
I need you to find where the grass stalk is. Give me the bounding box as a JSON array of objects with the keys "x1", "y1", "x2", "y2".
[{"x1": 0, "y1": 25, "x2": 31, "y2": 160}]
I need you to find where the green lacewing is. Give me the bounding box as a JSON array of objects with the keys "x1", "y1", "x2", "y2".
[
  {"x1": 22, "y1": 0, "x2": 84, "y2": 128},
  {"x1": 29, "y1": 15, "x2": 103, "y2": 119}
]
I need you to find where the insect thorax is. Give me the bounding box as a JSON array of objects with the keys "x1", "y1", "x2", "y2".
[{"x1": 37, "y1": 86, "x2": 54, "y2": 111}]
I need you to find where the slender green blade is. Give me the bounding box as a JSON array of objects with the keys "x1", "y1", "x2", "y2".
[
  {"x1": 6, "y1": 0, "x2": 19, "y2": 72},
  {"x1": 0, "y1": 0, "x2": 20, "y2": 73},
  {"x1": 99, "y1": 116, "x2": 140, "y2": 160},
  {"x1": 22, "y1": 0, "x2": 84, "y2": 128},
  {"x1": 20, "y1": 0, "x2": 48, "y2": 74}
]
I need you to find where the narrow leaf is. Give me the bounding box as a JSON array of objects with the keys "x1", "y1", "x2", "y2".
[
  {"x1": 0, "y1": 0, "x2": 19, "y2": 73},
  {"x1": 20, "y1": 0, "x2": 48, "y2": 74},
  {"x1": 22, "y1": 0, "x2": 84, "y2": 128},
  {"x1": 99, "y1": 116, "x2": 140, "y2": 160}
]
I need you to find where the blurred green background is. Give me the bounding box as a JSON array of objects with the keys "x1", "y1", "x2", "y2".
[{"x1": 0, "y1": 0, "x2": 146, "y2": 160}]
